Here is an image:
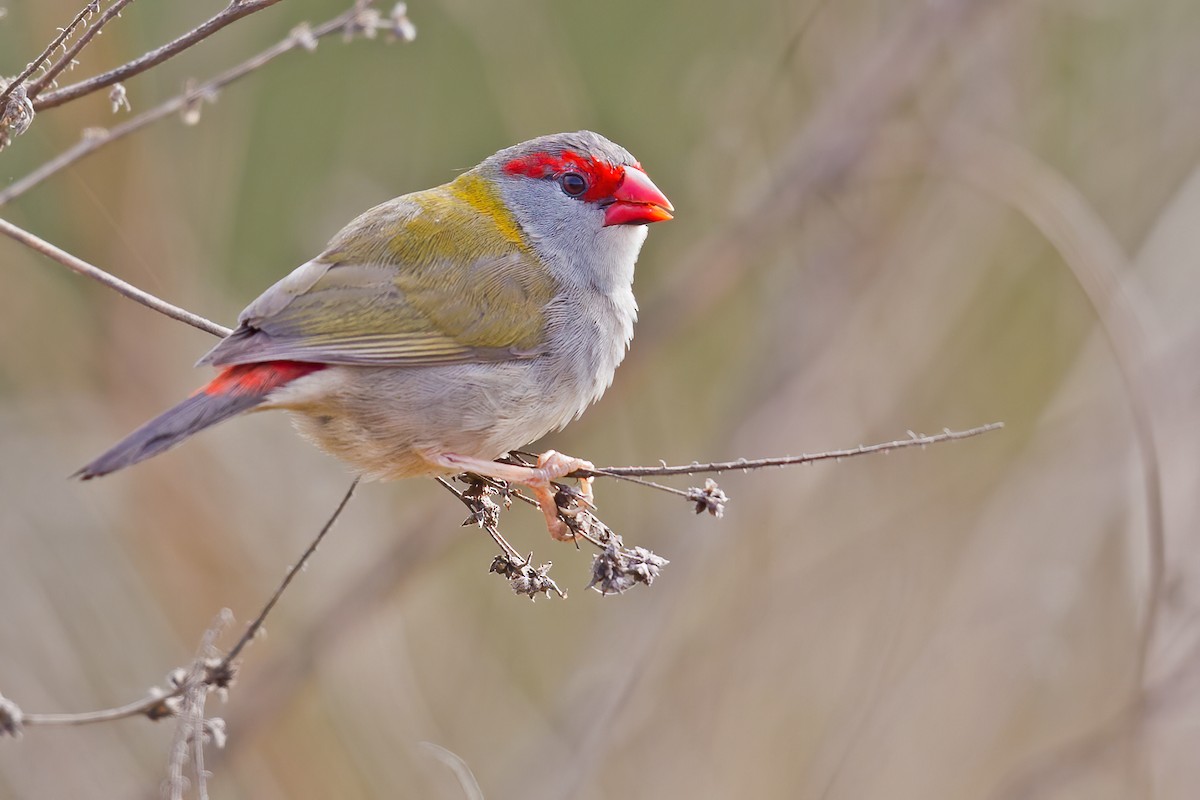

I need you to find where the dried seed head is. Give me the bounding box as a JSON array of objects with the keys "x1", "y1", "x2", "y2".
[
  {"x1": 510, "y1": 562, "x2": 564, "y2": 600},
  {"x1": 489, "y1": 553, "x2": 564, "y2": 600},
  {"x1": 0, "y1": 82, "x2": 34, "y2": 151},
  {"x1": 587, "y1": 543, "x2": 669, "y2": 595},
  {"x1": 686, "y1": 478, "x2": 728, "y2": 517},
  {"x1": 489, "y1": 552, "x2": 524, "y2": 579},
  {"x1": 460, "y1": 478, "x2": 504, "y2": 528},
  {"x1": 144, "y1": 686, "x2": 181, "y2": 721},
  {"x1": 205, "y1": 658, "x2": 237, "y2": 691}
]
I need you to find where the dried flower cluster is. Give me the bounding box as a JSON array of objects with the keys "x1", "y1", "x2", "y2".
[
  {"x1": 444, "y1": 472, "x2": 674, "y2": 600},
  {"x1": 587, "y1": 541, "x2": 669, "y2": 595},
  {"x1": 490, "y1": 553, "x2": 566, "y2": 600},
  {"x1": 687, "y1": 478, "x2": 728, "y2": 517}
]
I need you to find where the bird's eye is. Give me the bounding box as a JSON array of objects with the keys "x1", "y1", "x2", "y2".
[{"x1": 560, "y1": 172, "x2": 588, "y2": 197}]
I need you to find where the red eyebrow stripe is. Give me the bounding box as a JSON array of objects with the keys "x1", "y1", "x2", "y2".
[{"x1": 503, "y1": 149, "x2": 629, "y2": 203}]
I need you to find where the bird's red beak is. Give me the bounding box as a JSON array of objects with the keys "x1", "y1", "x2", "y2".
[{"x1": 603, "y1": 166, "x2": 674, "y2": 227}]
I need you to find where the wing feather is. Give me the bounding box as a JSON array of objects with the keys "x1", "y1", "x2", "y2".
[{"x1": 200, "y1": 176, "x2": 555, "y2": 368}]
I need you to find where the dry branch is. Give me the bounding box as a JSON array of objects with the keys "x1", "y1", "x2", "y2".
[
  {"x1": 0, "y1": 217, "x2": 231, "y2": 337},
  {"x1": 585, "y1": 423, "x2": 1004, "y2": 478},
  {"x1": 0, "y1": 2, "x2": 416, "y2": 205},
  {"x1": 0, "y1": 0, "x2": 102, "y2": 109},
  {"x1": 30, "y1": 0, "x2": 284, "y2": 111},
  {"x1": 26, "y1": 0, "x2": 141, "y2": 97},
  {"x1": 2, "y1": 479, "x2": 359, "y2": 739}
]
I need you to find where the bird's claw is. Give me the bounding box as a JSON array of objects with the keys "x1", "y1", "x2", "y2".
[{"x1": 433, "y1": 449, "x2": 597, "y2": 541}]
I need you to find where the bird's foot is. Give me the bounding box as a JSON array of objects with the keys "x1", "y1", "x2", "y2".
[{"x1": 433, "y1": 450, "x2": 595, "y2": 541}]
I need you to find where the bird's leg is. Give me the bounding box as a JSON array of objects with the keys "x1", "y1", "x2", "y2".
[{"x1": 432, "y1": 450, "x2": 595, "y2": 541}]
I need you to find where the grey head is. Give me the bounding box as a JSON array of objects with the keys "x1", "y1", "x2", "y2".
[{"x1": 477, "y1": 131, "x2": 674, "y2": 292}]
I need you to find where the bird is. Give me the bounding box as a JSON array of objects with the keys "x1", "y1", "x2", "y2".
[{"x1": 77, "y1": 130, "x2": 673, "y2": 541}]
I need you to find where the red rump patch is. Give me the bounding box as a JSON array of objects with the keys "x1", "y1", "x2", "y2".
[
  {"x1": 201, "y1": 361, "x2": 325, "y2": 397},
  {"x1": 503, "y1": 149, "x2": 640, "y2": 203}
]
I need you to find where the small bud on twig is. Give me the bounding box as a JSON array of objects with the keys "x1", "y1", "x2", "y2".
[
  {"x1": 200, "y1": 717, "x2": 227, "y2": 750},
  {"x1": 291, "y1": 22, "x2": 319, "y2": 52},
  {"x1": 108, "y1": 82, "x2": 130, "y2": 113},
  {"x1": 389, "y1": 3, "x2": 417, "y2": 42}
]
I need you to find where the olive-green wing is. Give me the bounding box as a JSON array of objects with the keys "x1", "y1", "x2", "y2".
[{"x1": 199, "y1": 188, "x2": 556, "y2": 368}]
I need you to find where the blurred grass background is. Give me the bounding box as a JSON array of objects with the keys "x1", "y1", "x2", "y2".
[{"x1": 4, "y1": 0, "x2": 1200, "y2": 797}]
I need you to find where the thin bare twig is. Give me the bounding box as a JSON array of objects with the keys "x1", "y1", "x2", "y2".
[
  {"x1": 117, "y1": 507, "x2": 451, "y2": 800},
  {"x1": 32, "y1": 0, "x2": 284, "y2": 111},
  {"x1": 15, "y1": 615, "x2": 231, "y2": 735},
  {"x1": 591, "y1": 471, "x2": 695, "y2": 498},
  {"x1": 27, "y1": 0, "x2": 141, "y2": 96},
  {"x1": 582, "y1": 423, "x2": 1004, "y2": 478},
  {"x1": 0, "y1": 0, "x2": 99, "y2": 109},
  {"x1": 0, "y1": 216, "x2": 231, "y2": 337},
  {"x1": 20, "y1": 689, "x2": 180, "y2": 728},
  {"x1": 220, "y1": 478, "x2": 359, "y2": 667},
  {"x1": 0, "y1": 2, "x2": 399, "y2": 207},
  {"x1": 9, "y1": 479, "x2": 360, "y2": 735}
]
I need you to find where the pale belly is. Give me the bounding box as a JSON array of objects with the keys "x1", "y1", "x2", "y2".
[
  {"x1": 260, "y1": 360, "x2": 605, "y2": 481},
  {"x1": 258, "y1": 286, "x2": 635, "y2": 481}
]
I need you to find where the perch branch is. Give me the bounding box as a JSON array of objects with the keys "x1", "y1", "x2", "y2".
[{"x1": 583, "y1": 423, "x2": 1004, "y2": 478}]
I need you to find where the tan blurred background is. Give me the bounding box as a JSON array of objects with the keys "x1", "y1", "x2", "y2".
[{"x1": 4, "y1": 0, "x2": 1200, "y2": 797}]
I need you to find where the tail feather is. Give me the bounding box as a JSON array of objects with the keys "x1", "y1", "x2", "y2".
[{"x1": 76, "y1": 361, "x2": 324, "y2": 479}]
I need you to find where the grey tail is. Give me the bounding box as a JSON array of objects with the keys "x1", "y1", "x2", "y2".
[
  {"x1": 75, "y1": 390, "x2": 267, "y2": 479},
  {"x1": 76, "y1": 361, "x2": 325, "y2": 479}
]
